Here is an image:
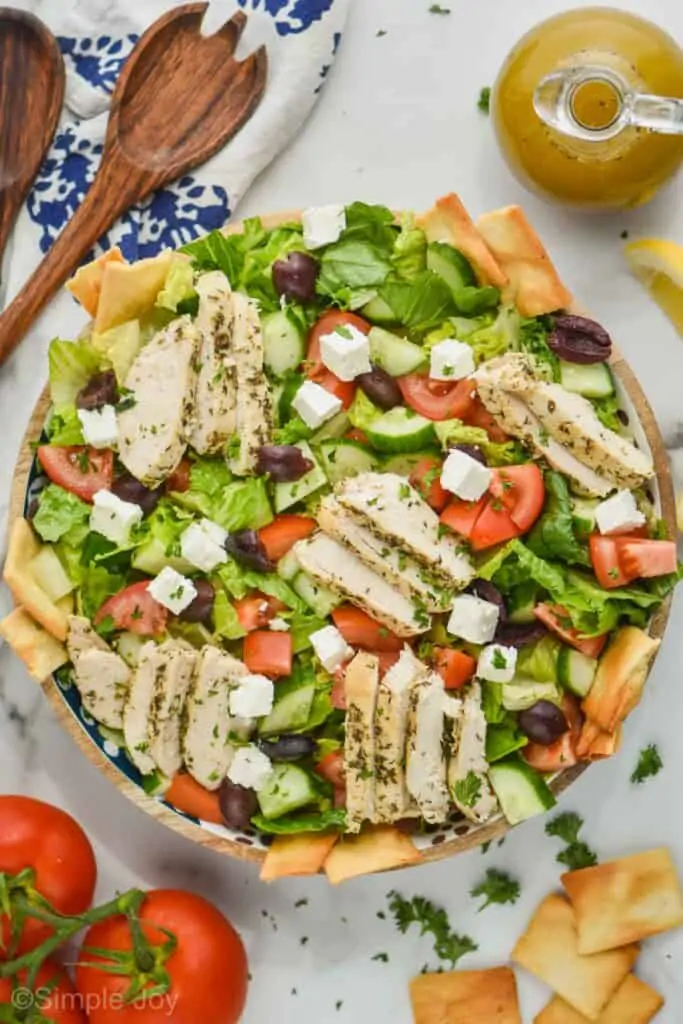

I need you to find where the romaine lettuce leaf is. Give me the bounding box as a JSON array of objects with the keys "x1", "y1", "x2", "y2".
[
  {"x1": 156, "y1": 259, "x2": 196, "y2": 312},
  {"x1": 516, "y1": 636, "x2": 561, "y2": 683},
  {"x1": 173, "y1": 461, "x2": 272, "y2": 532},
  {"x1": 45, "y1": 405, "x2": 85, "y2": 445},
  {"x1": 348, "y1": 389, "x2": 382, "y2": 432},
  {"x1": 48, "y1": 339, "x2": 101, "y2": 410},
  {"x1": 515, "y1": 315, "x2": 559, "y2": 381},
  {"x1": 32, "y1": 484, "x2": 90, "y2": 544},
  {"x1": 342, "y1": 201, "x2": 397, "y2": 250},
  {"x1": 434, "y1": 420, "x2": 527, "y2": 466},
  {"x1": 78, "y1": 565, "x2": 126, "y2": 620},
  {"x1": 91, "y1": 320, "x2": 142, "y2": 385},
  {"x1": 212, "y1": 589, "x2": 246, "y2": 641},
  {"x1": 527, "y1": 471, "x2": 590, "y2": 566},
  {"x1": 391, "y1": 216, "x2": 428, "y2": 281},
  {"x1": 486, "y1": 720, "x2": 528, "y2": 762},
  {"x1": 380, "y1": 271, "x2": 455, "y2": 332},
  {"x1": 592, "y1": 392, "x2": 622, "y2": 432},
  {"x1": 251, "y1": 807, "x2": 346, "y2": 835},
  {"x1": 215, "y1": 558, "x2": 305, "y2": 611}
]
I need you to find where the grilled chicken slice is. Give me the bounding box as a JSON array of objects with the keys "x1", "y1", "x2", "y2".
[
  {"x1": 182, "y1": 646, "x2": 248, "y2": 791},
  {"x1": 448, "y1": 681, "x2": 498, "y2": 824},
  {"x1": 344, "y1": 651, "x2": 379, "y2": 832},
  {"x1": 373, "y1": 647, "x2": 424, "y2": 823},
  {"x1": 317, "y1": 496, "x2": 451, "y2": 613},
  {"x1": 187, "y1": 272, "x2": 237, "y2": 456},
  {"x1": 336, "y1": 473, "x2": 474, "y2": 589},
  {"x1": 147, "y1": 641, "x2": 197, "y2": 778},
  {"x1": 67, "y1": 615, "x2": 108, "y2": 660},
  {"x1": 228, "y1": 292, "x2": 272, "y2": 475},
  {"x1": 406, "y1": 670, "x2": 450, "y2": 824},
  {"x1": 118, "y1": 316, "x2": 199, "y2": 487},
  {"x1": 66, "y1": 616, "x2": 130, "y2": 729},
  {"x1": 293, "y1": 533, "x2": 428, "y2": 637},
  {"x1": 123, "y1": 642, "x2": 160, "y2": 775}
]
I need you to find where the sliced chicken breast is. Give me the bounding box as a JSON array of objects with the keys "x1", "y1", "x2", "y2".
[
  {"x1": 293, "y1": 533, "x2": 428, "y2": 637},
  {"x1": 123, "y1": 642, "x2": 159, "y2": 775},
  {"x1": 317, "y1": 496, "x2": 452, "y2": 613},
  {"x1": 182, "y1": 645, "x2": 248, "y2": 791},
  {"x1": 67, "y1": 616, "x2": 130, "y2": 730},
  {"x1": 187, "y1": 272, "x2": 237, "y2": 456},
  {"x1": 344, "y1": 651, "x2": 379, "y2": 832},
  {"x1": 148, "y1": 641, "x2": 197, "y2": 778},
  {"x1": 373, "y1": 646, "x2": 424, "y2": 823},
  {"x1": 67, "y1": 615, "x2": 108, "y2": 660},
  {"x1": 228, "y1": 293, "x2": 272, "y2": 475},
  {"x1": 118, "y1": 316, "x2": 199, "y2": 488},
  {"x1": 336, "y1": 473, "x2": 474, "y2": 589},
  {"x1": 448, "y1": 681, "x2": 498, "y2": 824},
  {"x1": 406, "y1": 671, "x2": 450, "y2": 824}
]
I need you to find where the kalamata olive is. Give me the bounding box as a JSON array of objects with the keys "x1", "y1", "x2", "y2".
[
  {"x1": 111, "y1": 472, "x2": 164, "y2": 515},
  {"x1": 225, "y1": 529, "x2": 274, "y2": 573},
  {"x1": 617, "y1": 408, "x2": 629, "y2": 427},
  {"x1": 272, "y1": 251, "x2": 320, "y2": 303},
  {"x1": 178, "y1": 579, "x2": 215, "y2": 626},
  {"x1": 76, "y1": 370, "x2": 118, "y2": 410},
  {"x1": 356, "y1": 364, "x2": 403, "y2": 410},
  {"x1": 495, "y1": 621, "x2": 548, "y2": 647},
  {"x1": 518, "y1": 700, "x2": 569, "y2": 746},
  {"x1": 256, "y1": 444, "x2": 314, "y2": 482},
  {"x1": 469, "y1": 580, "x2": 507, "y2": 621},
  {"x1": 548, "y1": 314, "x2": 612, "y2": 364},
  {"x1": 449, "y1": 443, "x2": 487, "y2": 465},
  {"x1": 219, "y1": 778, "x2": 258, "y2": 831},
  {"x1": 258, "y1": 735, "x2": 316, "y2": 762}
]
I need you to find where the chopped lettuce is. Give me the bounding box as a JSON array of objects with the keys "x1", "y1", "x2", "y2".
[
  {"x1": 32, "y1": 484, "x2": 90, "y2": 544},
  {"x1": 477, "y1": 539, "x2": 566, "y2": 594},
  {"x1": 391, "y1": 215, "x2": 428, "y2": 281},
  {"x1": 272, "y1": 415, "x2": 313, "y2": 446},
  {"x1": 342, "y1": 201, "x2": 397, "y2": 250},
  {"x1": 46, "y1": 405, "x2": 85, "y2": 445},
  {"x1": 173, "y1": 461, "x2": 272, "y2": 532},
  {"x1": 515, "y1": 315, "x2": 559, "y2": 381},
  {"x1": 427, "y1": 305, "x2": 516, "y2": 365},
  {"x1": 486, "y1": 720, "x2": 528, "y2": 762},
  {"x1": 78, "y1": 565, "x2": 126, "y2": 620},
  {"x1": 348, "y1": 389, "x2": 382, "y2": 432},
  {"x1": 516, "y1": 636, "x2": 561, "y2": 683},
  {"x1": 215, "y1": 558, "x2": 305, "y2": 612},
  {"x1": 48, "y1": 338, "x2": 101, "y2": 410},
  {"x1": 434, "y1": 419, "x2": 527, "y2": 466},
  {"x1": 317, "y1": 240, "x2": 392, "y2": 306},
  {"x1": 136, "y1": 500, "x2": 193, "y2": 562},
  {"x1": 481, "y1": 681, "x2": 505, "y2": 724},
  {"x1": 173, "y1": 458, "x2": 233, "y2": 516},
  {"x1": 592, "y1": 392, "x2": 623, "y2": 433},
  {"x1": 212, "y1": 588, "x2": 247, "y2": 641},
  {"x1": 156, "y1": 259, "x2": 196, "y2": 312},
  {"x1": 91, "y1": 320, "x2": 142, "y2": 385},
  {"x1": 251, "y1": 807, "x2": 346, "y2": 835},
  {"x1": 527, "y1": 471, "x2": 590, "y2": 567},
  {"x1": 380, "y1": 271, "x2": 455, "y2": 332},
  {"x1": 288, "y1": 610, "x2": 328, "y2": 652}
]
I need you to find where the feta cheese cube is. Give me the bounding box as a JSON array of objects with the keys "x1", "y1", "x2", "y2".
[
  {"x1": 441, "y1": 449, "x2": 492, "y2": 501},
  {"x1": 447, "y1": 594, "x2": 500, "y2": 644},
  {"x1": 302, "y1": 204, "x2": 346, "y2": 250},
  {"x1": 269, "y1": 618, "x2": 290, "y2": 632},
  {"x1": 310, "y1": 625, "x2": 353, "y2": 672},
  {"x1": 90, "y1": 489, "x2": 143, "y2": 546},
  {"x1": 78, "y1": 405, "x2": 119, "y2": 449},
  {"x1": 595, "y1": 490, "x2": 646, "y2": 535},
  {"x1": 429, "y1": 339, "x2": 475, "y2": 382},
  {"x1": 200, "y1": 518, "x2": 228, "y2": 547},
  {"x1": 292, "y1": 380, "x2": 342, "y2": 429},
  {"x1": 227, "y1": 744, "x2": 274, "y2": 791},
  {"x1": 147, "y1": 566, "x2": 197, "y2": 615},
  {"x1": 320, "y1": 324, "x2": 372, "y2": 381},
  {"x1": 180, "y1": 520, "x2": 227, "y2": 572},
  {"x1": 477, "y1": 644, "x2": 517, "y2": 684},
  {"x1": 229, "y1": 673, "x2": 274, "y2": 719}
]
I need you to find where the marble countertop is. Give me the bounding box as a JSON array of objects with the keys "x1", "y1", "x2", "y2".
[{"x1": 2, "y1": 1, "x2": 683, "y2": 1020}]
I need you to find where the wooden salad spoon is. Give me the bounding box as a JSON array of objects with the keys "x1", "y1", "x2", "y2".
[
  {"x1": 0, "y1": 9, "x2": 65, "y2": 269},
  {"x1": 0, "y1": 3, "x2": 267, "y2": 366}
]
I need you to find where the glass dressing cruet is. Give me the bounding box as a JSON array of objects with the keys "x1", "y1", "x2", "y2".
[{"x1": 491, "y1": 7, "x2": 683, "y2": 210}]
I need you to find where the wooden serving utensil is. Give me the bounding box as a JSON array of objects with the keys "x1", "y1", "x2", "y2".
[
  {"x1": 0, "y1": 9, "x2": 65, "y2": 268},
  {"x1": 0, "y1": 2, "x2": 267, "y2": 366}
]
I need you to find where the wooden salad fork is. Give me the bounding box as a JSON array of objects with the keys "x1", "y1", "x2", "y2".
[{"x1": 0, "y1": 3, "x2": 267, "y2": 367}]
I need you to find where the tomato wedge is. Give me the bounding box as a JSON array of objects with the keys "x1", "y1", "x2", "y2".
[
  {"x1": 589, "y1": 535, "x2": 633, "y2": 589},
  {"x1": 617, "y1": 538, "x2": 677, "y2": 580},
  {"x1": 235, "y1": 593, "x2": 287, "y2": 632},
  {"x1": 489, "y1": 464, "x2": 545, "y2": 532},
  {"x1": 331, "y1": 605, "x2": 403, "y2": 652},
  {"x1": 315, "y1": 750, "x2": 345, "y2": 788},
  {"x1": 398, "y1": 374, "x2": 476, "y2": 422},
  {"x1": 166, "y1": 457, "x2": 192, "y2": 493},
  {"x1": 306, "y1": 311, "x2": 370, "y2": 409},
  {"x1": 95, "y1": 581, "x2": 168, "y2": 635},
  {"x1": 409, "y1": 456, "x2": 450, "y2": 512},
  {"x1": 534, "y1": 604, "x2": 608, "y2": 659},
  {"x1": 433, "y1": 648, "x2": 476, "y2": 690},
  {"x1": 522, "y1": 696, "x2": 583, "y2": 773},
  {"x1": 165, "y1": 773, "x2": 223, "y2": 825},
  {"x1": 243, "y1": 630, "x2": 292, "y2": 678},
  {"x1": 440, "y1": 495, "x2": 488, "y2": 540},
  {"x1": 37, "y1": 446, "x2": 114, "y2": 503},
  {"x1": 467, "y1": 396, "x2": 509, "y2": 443},
  {"x1": 469, "y1": 500, "x2": 521, "y2": 551},
  {"x1": 378, "y1": 650, "x2": 401, "y2": 676},
  {"x1": 258, "y1": 514, "x2": 317, "y2": 562}
]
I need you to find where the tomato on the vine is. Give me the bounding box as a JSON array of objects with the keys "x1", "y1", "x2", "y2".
[{"x1": 0, "y1": 959, "x2": 87, "y2": 1023}]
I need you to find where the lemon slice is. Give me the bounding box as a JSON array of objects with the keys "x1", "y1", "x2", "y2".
[{"x1": 624, "y1": 238, "x2": 683, "y2": 335}]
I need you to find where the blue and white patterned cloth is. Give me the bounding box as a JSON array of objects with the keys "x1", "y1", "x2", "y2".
[{"x1": 1, "y1": 0, "x2": 348, "y2": 328}]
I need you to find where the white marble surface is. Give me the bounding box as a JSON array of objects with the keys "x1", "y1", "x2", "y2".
[{"x1": 2, "y1": 1, "x2": 683, "y2": 1020}]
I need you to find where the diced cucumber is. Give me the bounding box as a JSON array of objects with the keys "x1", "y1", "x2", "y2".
[
  {"x1": 273, "y1": 442, "x2": 328, "y2": 513},
  {"x1": 557, "y1": 646, "x2": 598, "y2": 698},
  {"x1": 259, "y1": 684, "x2": 315, "y2": 737},
  {"x1": 311, "y1": 409, "x2": 350, "y2": 441},
  {"x1": 559, "y1": 360, "x2": 615, "y2": 399},
  {"x1": 571, "y1": 497, "x2": 600, "y2": 539},
  {"x1": 368, "y1": 327, "x2": 426, "y2": 376},
  {"x1": 262, "y1": 309, "x2": 305, "y2": 378},
  {"x1": 488, "y1": 759, "x2": 556, "y2": 825},
  {"x1": 143, "y1": 769, "x2": 170, "y2": 797},
  {"x1": 427, "y1": 242, "x2": 476, "y2": 292},
  {"x1": 132, "y1": 538, "x2": 193, "y2": 576},
  {"x1": 278, "y1": 549, "x2": 301, "y2": 582},
  {"x1": 365, "y1": 407, "x2": 435, "y2": 453},
  {"x1": 256, "y1": 763, "x2": 320, "y2": 819},
  {"x1": 381, "y1": 451, "x2": 438, "y2": 476},
  {"x1": 317, "y1": 439, "x2": 378, "y2": 484},
  {"x1": 360, "y1": 295, "x2": 398, "y2": 325},
  {"x1": 116, "y1": 631, "x2": 147, "y2": 668},
  {"x1": 501, "y1": 679, "x2": 563, "y2": 711},
  {"x1": 30, "y1": 546, "x2": 74, "y2": 601},
  {"x1": 293, "y1": 572, "x2": 341, "y2": 617},
  {"x1": 507, "y1": 582, "x2": 538, "y2": 624}
]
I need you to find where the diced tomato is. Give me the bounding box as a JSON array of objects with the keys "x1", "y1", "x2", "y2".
[
  {"x1": 467, "y1": 396, "x2": 509, "y2": 443},
  {"x1": 331, "y1": 666, "x2": 348, "y2": 710},
  {"x1": 37, "y1": 446, "x2": 114, "y2": 503},
  {"x1": 398, "y1": 374, "x2": 476, "y2": 422},
  {"x1": 234, "y1": 593, "x2": 287, "y2": 632},
  {"x1": 409, "y1": 456, "x2": 449, "y2": 512},
  {"x1": 164, "y1": 773, "x2": 222, "y2": 824},
  {"x1": 316, "y1": 371, "x2": 356, "y2": 409},
  {"x1": 534, "y1": 604, "x2": 608, "y2": 659},
  {"x1": 258, "y1": 514, "x2": 317, "y2": 562},
  {"x1": 522, "y1": 695, "x2": 582, "y2": 773},
  {"x1": 440, "y1": 495, "x2": 488, "y2": 540},
  {"x1": 333, "y1": 786, "x2": 347, "y2": 809},
  {"x1": 166, "y1": 457, "x2": 192, "y2": 493},
  {"x1": 433, "y1": 648, "x2": 476, "y2": 690},
  {"x1": 315, "y1": 750, "x2": 345, "y2": 789},
  {"x1": 94, "y1": 580, "x2": 168, "y2": 636},
  {"x1": 243, "y1": 630, "x2": 292, "y2": 678},
  {"x1": 589, "y1": 535, "x2": 633, "y2": 589},
  {"x1": 469, "y1": 500, "x2": 521, "y2": 551},
  {"x1": 378, "y1": 651, "x2": 401, "y2": 677},
  {"x1": 331, "y1": 605, "x2": 403, "y2": 652},
  {"x1": 489, "y1": 464, "x2": 545, "y2": 532},
  {"x1": 617, "y1": 539, "x2": 677, "y2": 580},
  {"x1": 345, "y1": 428, "x2": 368, "y2": 444},
  {"x1": 306, "y1": 311, "x2": 370, "y2": 409}
]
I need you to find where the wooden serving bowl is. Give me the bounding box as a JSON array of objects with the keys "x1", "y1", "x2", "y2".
[{"x1": 8, "y1": 211, "x2": 676, "y2": 870}]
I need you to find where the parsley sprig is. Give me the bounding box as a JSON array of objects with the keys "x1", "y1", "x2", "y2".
[
  {"x1": 545, "y1": 812, "x2": 597, "y2": 871},
  {"x1": 470, "y1": 868, "x2": 520, "y2": 911},
  {"x1": 631, "y1": 744, "x2": 663, "y2": 784},
  {"x1": 387, "y1": 891, "x2": 477, "y2": 968}
]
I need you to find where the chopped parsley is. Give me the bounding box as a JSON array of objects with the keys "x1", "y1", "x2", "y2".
[
  {"x1": 115, "y1": 388, "x2": 137, "y2": 412},
  {"x1": 130, "y1": 605, "x2": 143, "y2": 621},
  {"x1": 376, "y1": 29, "x2": 387, "y2": 37},
  {"x1": 295, "y1": 898, "x2": 309, "y2": 908},
  {"x1": 470, "y1": 868, "x2": 520, "y2": 911},
  {"x1": 387, "y1": 891, "x2": 477, "y2": 968},
  {"x1": 454, "y1": 771, "x2": 482, "y2": 808},
  {"x1": 399, "y1": 482, "x2": 411, "y2": 500},
  {"x1": 77, "y1": 450, "x2": 92, "y2": 473},
  {"x1": 371, "y1": 952, "x2": 389, "y2": 963},
  {"x1": 429, "y1": 3, "x2": 451, "y2": 12},
  {"x1": 545, "y1": 812, "x2": 598, "y2": 871},
  {"x1": 631, "y1": 744, "x2": 663, "y2": 785},
  {"x1": 478, "y1": 87, "x2": 491, "y2": 114},
  {"x1": 480, "y1": 840, "x2": 491, "y2": 855},
  {"x1": 620, "y1": 229, "x2": 629, "y2": 240},
  {"x1": 492, "y1": 649, "x2": 507, "y2": 670}
]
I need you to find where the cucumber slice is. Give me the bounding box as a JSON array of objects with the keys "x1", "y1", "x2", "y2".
[
  {"x1": 489, "y1": 759, "x2": 556, "y2": 825},
  {"x1": 381, "y1": 451, "x2": 438, "y2": 476},
  {"x1": 30, "y1": 546, "x2": 74, "y2": 601},
  {"x1": 501, "y1": 680, "x2": 563, "y2": 711},
  {"x1": 361, "y1": 295, "x2": 398, "y2": 325},
  {"x1": 143, "y1": 769, "x2": 170, "y2": 797},
  {"x1": 317, "y1": 439, "x2": 378, "y2": 484},
  {"x1": 368, "y1": 327, "x2": 426, "y2": 376},
  {"x1": 259, "y1": 684, "x2": 315, "y2": 737},
  {"x1": 256, "y1": 763, "x2": 320, "y2": 819},
  {"x1": 571, "y1": 497, "x2": 599, "y2": 538},
  {"x1": 311, "y1": 409, "x2": 350, "y2": 441},
  {"x1": 115, "y1": 631, "x2": 147, "y2": 668},
  {"x1": 132, "y1": 538, "x2": 194, "y2": 576},
  {"x1": 559, "y1": 361, "x2": 615, "y2": 399},
  {"x1": 273, "y1": 442, "x2": 328, "y2": 513},
  {"x1": 507, "y1": 582, "x2": 538, "y2": 624},
  {"x1": 262, "y1": 309, "x2": 305, "y2": 378},
  {"x1": 427, "y1": 242, "x2": 476, "y2": 292},
  {"x1": 365, "y1": 407, "x2": 435, "y2": 453},
  {"x1": 557, "y1": 646, "x2": 598, "y2": 698},
  {"x1": 293, "y1": 572, "x2": 341, "y2": 617},
  {"x1": 277, "y1": 549, "x2": 301, "y2": 582}
]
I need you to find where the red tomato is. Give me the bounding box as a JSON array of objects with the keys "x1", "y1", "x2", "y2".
[
  {"x1": 234, "y1": 593, "x2": 287, "y2": 632},
  {"x1": 166, "y1": 458, "x2": 192, "y2": 493},
  {"x1": 75, "y1": 890, "x2": 248, "y2": 1024},
  {"x1": 331, "y1": 667, "x2": 348, "y2": 710},
  {"x1": 164, "y1": 774, "x2": 222, "y2": 825},
  {"x1": 0, "y1": 959, "x2": 87, "y2": 1023},
  {"x1": 589, "y1": 535, "x2": 633, "y2": 589},
  {"x1": 469, "y1": 501, "x2": 521, "y2": 551},
  {"x1": 258, "y1": 515, "x2": 316, "y2": 563},
  {"x1": 37, "y1": 446, "x2": 114, "y2": 503},
  {"x1": 331, "y1": 605, "x2": 403, "y2": 653},
  {"x1": 0, "y1": 797, "x2": 97, "y2": 958},
  {"x1": 306, "y1": 311, "x2": 370, "y2": 409},
  {"x1": 243, "y1": 630, "x2": 292, "y2": 678},
  {"x1": 467, "y1": 396, "x2": 509, "y2": 443},
  {"x1": 315, "y1": 750, "x2": 345, "y2": 789},
  {"x1": 489, "y1": 464, "x2": 545, "y2": 532},
  {"x1": 398, "y1": 374, "x2": 476, "y2": 422},
  {"x1": 618, "y1": 538, "x2": 677, "y2": 580},
  {"x1": 439, "y1": 496, "x2": 488, "y2": 540},
  {"x1": 409, "y1": 456, "x2": 449, "y2": 512},
  {"x1": 433, "y1": 648, "x2": 477, "y2": 690},
  {"x1": 534, "y1": 604, "x2": 608, "y2": 659},
  {"x1": 522, "y1": 695, "x2": 582, "y2": 773},
  {"x1": 378, "y1": 651, "x2": 401, "y2": 677},
  {"x1": 95, "y1": 581, "x2": 168, "y2": 636}
]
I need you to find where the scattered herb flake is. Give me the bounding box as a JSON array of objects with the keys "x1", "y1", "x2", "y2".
[
  {"x1": 545, "y1": 812, "x2": 598, "y2": 871},
  {"x1": 295, "y1": 898, "x2": 309, "y2": 908},
  {"x1": 478, "y1": 87, "x2": 491, "y2": 114},
  {"x1": 300, "y1": 936, "x2": 309, "y2": 946},
  {"x1": 454, "y1": 771, "x2": 482, "y2": 809},
  {"x1": 492, "y1": 649, "x2": 507, "y2": 670},
  {"x1": 470, "y1": 868, "x2": 520, "y2": 911},
  {"x1": 620, "y1": 229, "x2": 629, "y2": 240},
  {"x1": 376, "y1": 29, "x2": 387, "y2": 37},
  {"x1": 336, "y1": 1001, "x2": 343, "y2": 1011},
  {"x1": 480, "y1": 840, "x2": 491, "y2": 855},
  {"x1": 387, "y1": 891, "x2": 477, "y2": 968},
  {"x1": 631, "y1": 744, "x2": 663, "y2": 785},
  {"x1": 429, "y1": 3, "x2": 451, "y2": 12},
  {"x1": 372, "y1": 952, "x2": 389, "y2": 963}
]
